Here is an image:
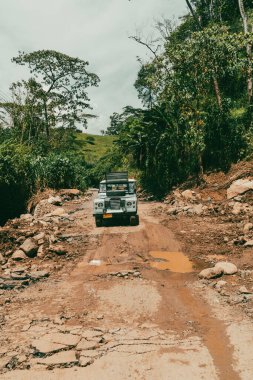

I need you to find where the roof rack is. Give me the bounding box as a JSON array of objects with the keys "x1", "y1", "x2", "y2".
[{"x1": 105, "y1": 172, "x2": 128, "y2": 183}]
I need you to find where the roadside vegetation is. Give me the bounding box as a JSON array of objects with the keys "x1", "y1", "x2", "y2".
[
  {"x1": 0, "y1": 50, "x2": 101, "y2": 224},
  {"x1": 106, "y1": 0, "x2": 253, "y2": 196}
]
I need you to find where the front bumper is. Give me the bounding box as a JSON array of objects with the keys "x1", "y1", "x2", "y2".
[{"x1": 93, "y1": 210, "x2": 137, "y2": 219}]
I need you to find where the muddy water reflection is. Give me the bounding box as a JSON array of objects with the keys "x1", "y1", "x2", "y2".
[{"x1": 149, "y1": 251, "x2": 194, "y2": 273}]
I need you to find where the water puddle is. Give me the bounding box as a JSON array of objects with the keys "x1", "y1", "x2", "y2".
[{"x1": 149, "y1": 251, "x2": 194, "y2": 273}]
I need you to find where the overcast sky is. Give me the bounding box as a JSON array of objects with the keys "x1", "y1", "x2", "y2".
[{"x1": 0, "y1": 0, "x2": 186, "y2": 134}]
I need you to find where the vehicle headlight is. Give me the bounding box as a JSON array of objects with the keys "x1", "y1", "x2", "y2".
[
  {"x1": 127, "y1": 201, "x2": 132, "y2": 207},
  {"x1": 95, "y1": 202, "x2": 104, "y2": 208}
]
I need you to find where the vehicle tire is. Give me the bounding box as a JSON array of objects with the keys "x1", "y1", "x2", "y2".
[
  {"x1": 130, "y1": 215, "x2": 139, "y2": 226},
  {"x1": 95, "y1": 218, "x2": 102, "y2": 227},
  {"x1": 130, "y1": 216, "x2": 135, "y2": 226}
]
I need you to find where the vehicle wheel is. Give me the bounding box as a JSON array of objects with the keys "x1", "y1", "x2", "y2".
[
  {"x1": 130, "y1": 216, "x2": 139, "y2": 226},
  {"x1": 95, "y1": 218, "x2": 102, "y2": 227}
]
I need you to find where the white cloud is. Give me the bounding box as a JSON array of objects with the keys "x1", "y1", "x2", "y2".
[{"x1": 0, "y1": 0, "x2": 187, "y2": 133}]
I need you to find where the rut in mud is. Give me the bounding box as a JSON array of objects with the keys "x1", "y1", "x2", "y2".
[{"x1": 1, "y1": 195, "x2": 253, "y2": 379}]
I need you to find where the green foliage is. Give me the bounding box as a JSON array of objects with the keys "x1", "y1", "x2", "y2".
[
  {"x1": 76, "y1": 133, "x2": 116, "y2": 163},
  {"x1": 0, "y1": 50, "x2": 100, "y2": 141},
  {"x1": 30, "y1": 154, "x2": 89, "y2": 190},
  {"x1": 108, "y1": 1, "x2": 253, "y2": 196}
]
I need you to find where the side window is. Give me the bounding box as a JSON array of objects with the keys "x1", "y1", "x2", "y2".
[
  {"x1": 99, "y1": 183, "x2": 106, "y2": 192},
  {"x1": 129, "y1": 182, "x2": 136, "y2": 194}
]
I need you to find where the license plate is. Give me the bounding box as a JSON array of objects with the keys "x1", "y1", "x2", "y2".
[{"x1": 103, "y1": 214, "x2": 112, "y2": 219}]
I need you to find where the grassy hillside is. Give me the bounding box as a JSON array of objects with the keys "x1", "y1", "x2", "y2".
[{"x1": 76, "y1": 133, "x2": 115, "y2": 163}]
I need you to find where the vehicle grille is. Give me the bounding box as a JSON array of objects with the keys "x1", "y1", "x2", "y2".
[{"x1": 109, "y1": 198, "x2": 121, "y2": 210}]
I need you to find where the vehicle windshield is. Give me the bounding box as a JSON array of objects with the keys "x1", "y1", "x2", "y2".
[
  {"x1": 99, "y1": 182, "x2": 136, "y2": 194},
  {"x1": 107, "y1": 183, "x2": 128, "y2": 192}
]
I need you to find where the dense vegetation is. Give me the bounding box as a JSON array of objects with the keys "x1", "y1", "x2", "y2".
[
  {"x1": 0, "y1": 50, "x2": 101, "y2": 224},
  {"x1": 106, "y1": 0, "x2": 253, "y2": 196}
]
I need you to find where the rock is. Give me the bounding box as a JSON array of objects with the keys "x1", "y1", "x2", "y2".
[
  {"x1": 35, "y1": 350, "x2": 78, "y2": 367},
  {"x1": 37, "y1": 246, "x2": 45, "y2": 258},
  {"x1": 12, "y1": 250, "x2": 27, "y2": 261},
  {"x1": 20, "y1": 214, "x2": 33, "y2": 221},
  {"x1": 243, "y1": 223, "x2": 253, "y2": 233},
  {"x1": 228, "y1": 295, "x2": 244, "y2": 305},
  {"x1": 76, "y1": 338, "x2": 98, "y2": 351},
  {"x1": 49, "y1": 244, "x2": 67, "y2": 255},
  {"x1": 0, "y1": 356, "x2": 10, "y2": 369},
  {"x1": 198, "y1": 267, "x2": 223, "y2": 280},
  {"x1": 82, "y1": 330, "x2": 103, "y2": 340},
  {"x1": 239, "y1": 286, "x2": 252, "y2": 294},
  {"x1": 34, "y1": 199, "x2": 56, "y2": 219},
  {"x1": 10, "y1": 272, "x2": 29, "y2": 280},
  {"x1": 244, "y1": 240, "x2": 253, "y2": 247},
  {"x1": 32, "y1": 338, "x2": 67, "y2": 355},
  {"x1": 33, "y1": 232, "x2": 45, "y2": 241},
  {"x1": 215, "y1": 262, "x2": 238, "y2": 275},
  {"x1": 181, "y1": 190, "x2": 195, "y2": 200},
  {"x1": 19, "y1": 238, "x2": 38, "y2": 258},
  {"x1": 80, "y1": 350, "x2": 99, "y2": 358},
  {"x1": 79, "y1": 356, "x2": 93, "y2": 367},
  {"x1": 0, "y1": 253, "x2": 5, "y2": 264},
  {"x1": 215, "y1": 280, "x2": 227, "y2": 291},
  {"x1": 60, "y1": 189, "x2": 81, "y2": 198},
  {"x1": 191, "y1": 204, "x2": 203, "y2": 215},
  {"x1": 17, "y1": 355, "x2": 27, "y2": 364},
  {"x1": 0, "y1": 281, "x2": 18, "y2": 290},
  {"x1": 48, "y1": 196, "x2": 62, "y2": 206},
  {"x1": 44, "y1": 332, "x2": 80, "y2": 347},
  {"x1": 232, "y1": 203, "x2": 244, "y2": 215},
  {"x1": 227, "y1": 179, "x2": 253, "y2": 199},
  {"x1": 29, "y1": 270, "x2": 49, "y2": 280},
  {"x1": 49, "y1": 208, "x2": 67, "y2": 217}
]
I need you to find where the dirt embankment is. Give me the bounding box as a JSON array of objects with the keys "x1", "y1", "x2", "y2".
[{"x1": 152, "y1": 160, "x2": 253, "y2": 319}]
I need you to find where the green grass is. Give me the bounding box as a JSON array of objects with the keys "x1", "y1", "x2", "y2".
[{"x1": 76, "y1": 133, "x2": 116, "y2": 163}]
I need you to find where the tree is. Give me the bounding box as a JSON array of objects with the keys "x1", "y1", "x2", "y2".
[
  {"x1": 238, "y1": 0, "x2": 252, "y2": 105},
  {"x1": 12, "y1": 50, "x2": 100, "y2": 138}
]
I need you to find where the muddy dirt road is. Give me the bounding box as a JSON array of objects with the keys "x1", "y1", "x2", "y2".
[{"x1": 1, "y1": 195, "x2": 253, "y2": 379}]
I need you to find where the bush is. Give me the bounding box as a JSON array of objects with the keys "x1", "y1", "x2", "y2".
[
  {"x1": 0, "y1": 142, "x2": 90, "y2": 225},
  {"x1": 31, "y1": 154, "x2": 89, "y2": 190}
]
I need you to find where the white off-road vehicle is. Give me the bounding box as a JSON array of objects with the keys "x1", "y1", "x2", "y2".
[{"x1": 93, "y1": 172, "x2": 139, "y2": 227}]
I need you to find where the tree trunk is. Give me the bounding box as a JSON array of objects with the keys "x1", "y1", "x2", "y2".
[
  {"x1": 185, "y1": 0, "x2": 201, "y2": 28},
  {"x1": 238, "y1": 0, "x2": 253, "y2": 104},
  {"x1": 43, "y1": 100, "x2": 50, "y2": 139},
  {"x1": 213, "y1": 77, "x2": 223, "y2": 110}
]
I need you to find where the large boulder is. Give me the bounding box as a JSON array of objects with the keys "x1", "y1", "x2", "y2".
[
  {"x1": 198, "y1": 267, "x2": 223, "y2": 279},
  {"x1": 48, "y1": 196, "x2": 62, "y2": 206},
  {"x1": 19, "y1": 238, "x2": 38, "y2": 258},
  {"x1": 227, "y1": 179, "x2": 253, "y2": 199},
  {"x1": 59, "y1": 189, "x2": 81, "y2": 199},
  {"x1": 215, "y1": 261, "x2": 237, "y2": 275},
  {"x1": 12, "y1": 250, "x2": 27, "y2": 261}
]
